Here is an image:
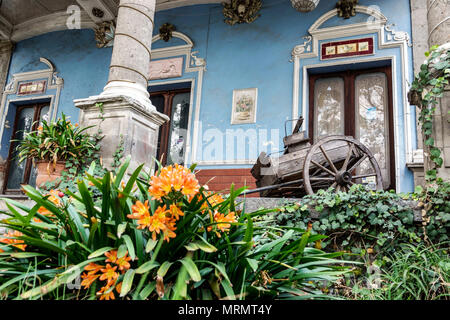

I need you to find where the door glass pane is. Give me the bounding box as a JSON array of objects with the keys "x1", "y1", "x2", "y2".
[
  {"x1": 151, "y1": 94, "x2": 165, "y2": 163},
  {"x1": 314, "y1": 77, "x2": 345, "y2": 140},
  {"x1": 167, "y1": 93, "x2": 190, "y2": 165},
  {"x1": 6, "y1": 107, "x2": 35, "y2": 190},
  {"x1": 355, "y1": 73, "x2": 390, "y2": 188},
  {"x1": 29, "y1": 106, "x2": 50, "y2": 188}
]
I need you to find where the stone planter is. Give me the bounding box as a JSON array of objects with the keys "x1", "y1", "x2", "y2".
[{"x1": 35, "y1": 160, "x2": 66, "y2": 187}]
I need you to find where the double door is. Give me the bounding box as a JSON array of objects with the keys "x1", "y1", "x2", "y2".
[{"x1": 309, "y1": 67, "x2": 395, "y2": 190}]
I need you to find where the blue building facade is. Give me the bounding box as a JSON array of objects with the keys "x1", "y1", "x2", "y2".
[{"x1": 0, "y1": 0, "x2": 420, "y2": 194}]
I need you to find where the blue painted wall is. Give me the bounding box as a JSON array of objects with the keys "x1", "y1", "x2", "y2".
[{"x1": 1, "y1": 0, "x2": 416, "y2": 191}]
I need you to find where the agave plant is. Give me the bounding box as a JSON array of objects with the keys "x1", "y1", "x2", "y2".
[{"x1": 0, "y1": 157, "x2": 355, "y2": 300}]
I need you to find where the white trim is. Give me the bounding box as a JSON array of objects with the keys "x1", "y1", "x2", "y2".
[
  {"x1": 291, "y1": 5, "x2": 414, "y2": 191},
  {"x1": 0, "y1": 57, "x2": 64, "y2": 150},
  {"x1": 150, "y1": 32, "x2": 206, "y2": 165}
]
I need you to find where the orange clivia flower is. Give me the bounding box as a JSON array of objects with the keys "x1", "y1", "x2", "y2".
[
  {"x1": 200, "y1": 192, "x2": 225, "y2": 213},
  {"x1": 169, "y1": 204, "x2": 184, "y2": 221},
  {"x1": 207, "y1": 211, "x2": 237, "y2": 237},
  {"x1": 99, "y1": 264, "x2": 119, "y2": 283},
  {"x1": 148, "y1": 164, "x2": 200, "y2": 200},
  {"x1": 84, "y1": 262, "x2": 104, "y2": 275},
  {"x1": 128, "y1": 200, "x2": 149, "y2": 220},
  {"x1": 115, "y1": 282, "x2": 123, "y2": 294},
  {"x1": 105, "y1": 250, "x2": 131, "y2": 272},
  {"x1": 81, "y1": 273, "x2": 100, "y2": 289},
  {"x1": 98, "y1": 285, "x2": 115, "y2": 300},
  {"x1": 148, "y1": 206, "x2": 168, "y2": 241},
  {"x1": 0, "y1": 230, "x2": 27, "y2": 251}
]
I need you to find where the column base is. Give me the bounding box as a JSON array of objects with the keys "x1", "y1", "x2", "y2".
[{"x1": 74, "y1": 93, "x2": 169, "y2": 173}]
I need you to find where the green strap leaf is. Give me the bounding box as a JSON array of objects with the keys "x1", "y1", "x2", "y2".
[
  {"x1": 179, "y1": 257, "x2": 201, "y2": 282},
  {"x1": 120, "y1": 269, "x2": 135, "y2": 297}
]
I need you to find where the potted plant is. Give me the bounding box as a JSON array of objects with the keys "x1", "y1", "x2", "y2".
[{"x1": 15, "y1": 113, "x2": 96, "y2": 187}]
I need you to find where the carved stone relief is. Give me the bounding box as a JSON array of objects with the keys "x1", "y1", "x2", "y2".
[{"x1": 149, "y1": 57, "x2": 183, "y2": 80}]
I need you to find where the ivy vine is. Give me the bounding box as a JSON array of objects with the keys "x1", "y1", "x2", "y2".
[{"x1": 409, "y1": 44, "x2": 450, "y2": 182}]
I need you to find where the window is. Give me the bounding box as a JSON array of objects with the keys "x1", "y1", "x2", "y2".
[
  {"x1": 309, "y1": 67, "x2": 395, "y2": 190},
  {"x1": 150, "y1": 88, "x2": 191, "y2": 166},
  {"x1": 3, "y1": 103, "x2": 50, "y2": 194}
]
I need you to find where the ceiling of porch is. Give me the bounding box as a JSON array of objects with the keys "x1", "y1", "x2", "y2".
[{"x1": 0, "y1": 0, "x2": 222, "y2": 42}]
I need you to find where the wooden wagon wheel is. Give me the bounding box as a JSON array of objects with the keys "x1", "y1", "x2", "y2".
[{"x1": 303, "y1": 135, "x2": 383, "y2": 195}]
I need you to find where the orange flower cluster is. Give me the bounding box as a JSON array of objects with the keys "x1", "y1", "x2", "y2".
[
  {"x1": 34, "y1": 189, "x2": 61, "y2": 222},
  {"x1": 0, "y1": 230, "x2": 27, "y2": 251},
  {"x1": 127, "y1": 200, "x2": 182, "y2": 242},
  {"x1": 207, "y1": 211, "x2": 237, "y2": 238},
  {"x1": 148, "y1": 164, "x2": 200, "y2": 200},
  {"x1": 80, "y1": 249, "x2": 131, "y2": 300},
  {"x1": 199, "y1": 192, "x2": 225, "y2": 213}
]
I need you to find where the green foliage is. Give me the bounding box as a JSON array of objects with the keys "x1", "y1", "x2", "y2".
[
  {"x1": 351, "y1": 243, "x2": 450, "y2": 300},
  {"x1": 14, "y1": 113, "x2": 97, "y2": 166},
  {"x1": 0, "y1": 158, "x2": 352, "y2": 300},
  {"x1": 270, "y1": 184, "x2": 449, "y2": 260},
  {"x1": 410, "y1": 45, "x2": 450, "y2": 181}
]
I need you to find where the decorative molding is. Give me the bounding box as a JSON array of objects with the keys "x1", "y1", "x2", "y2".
[
  {"x1": 0, "y1": 57, "x2": 64, "y2": 151},
  {"x1": 94, "y1": 20, "x2": 115, "y2": 48},
  {"x1": 11, "y1": 11, "x2": 96, "y2": 42},
  {"x1": 149, "y1": 57, "x2": 183, "y2": 80},
  {"x1": 0, "y1": 14, "x2": 13, "y2": 39},
  {"x1": 385, "y1": 23, "x2": 413, "y2": 47},
  {"x1": 75, "y1": 0, "x2": 116, "y2": 24},
  {"x1": 336, "y1": 0, "x2": 359, "y2": 19},
  {"x1": 222, "y1": 0, "x2": 262, "y2": 26},
  {"x1": 159, "y1": 23, "x2": 176, "y2": 42},
  {"x1": 291, "y1": 5, "x2": 415, "y2": 191},
  {"x1": 150, "y1": 32, "x2": 206, "y2": 165},
  {"x1": 291, "y1": 36, "x2": 312, "y2": 61}
]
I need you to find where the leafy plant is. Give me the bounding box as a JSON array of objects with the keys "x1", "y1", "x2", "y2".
[
  {"x1": 0, "y1": 158, "x2": 353, "y2": 300},
  {"x1": 14, "y1": 113, "x2": 97, "y2": 167},
  {"x1": 270, "y1": 184, "x2": 449, "y2": 260},
  {"x1": 409, "y1": 44, "x2": 450, "y2": 181},
  {"x1": 351, "y1": 242, "x2": 450, "y2": 300}
]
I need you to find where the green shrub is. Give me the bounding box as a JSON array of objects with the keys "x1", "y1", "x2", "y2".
[
  {"x1": 0, "y1": 158, "x2": 353, "y2": 300},
  {"x1": 270, "y1": 184, "x2": 449, "y2": 259},
  {"x1": 351, "y1": 243, "x2": 450, "y2": 300}
]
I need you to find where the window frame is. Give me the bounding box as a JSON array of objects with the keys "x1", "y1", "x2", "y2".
[{"x1": 308, "y1": 66, "x2": 395, "y2": 190}]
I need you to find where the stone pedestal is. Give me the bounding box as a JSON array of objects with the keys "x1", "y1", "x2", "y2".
[
  {"x1": 74, "y1": 94, "x2": 168, "y2": 172},
  {"x1": 75, "y1": 0, "x2": 168, "y2": 172}
]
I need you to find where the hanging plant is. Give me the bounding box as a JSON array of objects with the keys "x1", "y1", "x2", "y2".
[{"x1": 408, "y1": 43, "x2": 450, "y2": 182}]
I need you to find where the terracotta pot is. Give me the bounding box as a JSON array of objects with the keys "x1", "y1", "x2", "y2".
[{"x1": 35, "y1": 160, "x2": 66, "y2": 187}]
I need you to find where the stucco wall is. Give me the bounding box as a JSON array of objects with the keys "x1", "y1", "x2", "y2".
[{"x1": 0, "y1": 0, "x2": 417, "y2": 191}]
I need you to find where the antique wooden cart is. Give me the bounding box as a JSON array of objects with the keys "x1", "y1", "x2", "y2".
[{"x1": 246, "y1": 117, "x2": 384, "y2": 197}]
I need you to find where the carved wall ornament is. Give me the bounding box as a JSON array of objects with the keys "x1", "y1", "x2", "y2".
[
  {"x1": 291, "y1": 36, "x2": 312, "y2": 61},
  {"x1": 385, "y1": 24, "x2": 413, "y2": 47},
  {"x1": 336, "y1": 0, "x2": 358, "y2": 19},
  {"x1": 92, "y1": 7, "x2": 105, "y2": 18},
  {"x1": 190, "y1": 51, "x2": 206, "y2": 70},
  {"x1": 291, "y1": 0, "x2": 320, "y2": 13},
  {"x1": 159, "y1": 23, "x2": 176, "y2": 42},
  {"x1": 94, "y1": 21, "x2": 115, "y2": 48},
  {"x1": 222, "y1": 0, "x2": 262, "y2": 26},
  {"x1": 149, "y1": 57, "x2": 183, "y2": 80}
]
